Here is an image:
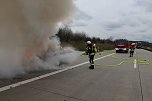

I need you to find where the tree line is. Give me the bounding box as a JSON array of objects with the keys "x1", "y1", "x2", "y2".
[{"x1": 56, "y1": 27, "x2": 114, "y2": 51}]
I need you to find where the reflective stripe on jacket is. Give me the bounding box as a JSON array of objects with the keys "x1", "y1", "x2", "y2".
[{"x1": 86, "y1": 45, "x2": 97, "y2": 55}]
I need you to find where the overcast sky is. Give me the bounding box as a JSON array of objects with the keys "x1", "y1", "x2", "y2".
[{"x1": 70, "y1": 0, "x2": 152, "y2": 42}]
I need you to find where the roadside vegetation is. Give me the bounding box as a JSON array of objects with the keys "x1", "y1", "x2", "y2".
[
  {"x1": 137, "y1": 41, "x2": 152, "y2": 51},
  {"x1": 56, "y1": 27, "x2": 115, "y2": 51}
]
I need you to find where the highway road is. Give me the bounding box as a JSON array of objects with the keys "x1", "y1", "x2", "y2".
[{"x1": 0, "y1": 49, "x2": 152, "y2": 101}]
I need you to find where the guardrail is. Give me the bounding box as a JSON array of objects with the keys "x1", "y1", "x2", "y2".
[
  {"x1": 140, "y1": 47, "x2": 152, "y2": 52},
  {"x1": 144, "y1": 48, "x2": 152, "y2": 52}
]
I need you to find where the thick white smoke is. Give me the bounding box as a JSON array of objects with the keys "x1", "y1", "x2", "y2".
[{"x1": 0, "y1": 0, "x2": 77, "y2": 78}]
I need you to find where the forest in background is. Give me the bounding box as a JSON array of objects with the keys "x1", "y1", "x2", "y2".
[{"x1": 56, "y1": 27, "x2": 115, "y2": 51}]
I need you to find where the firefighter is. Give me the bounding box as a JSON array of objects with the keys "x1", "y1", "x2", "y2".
[
  {"x1": 86, "y1": 41, "x2": 97, "y2": 69},
  {"x1": 130, "y1": 43, "x2": 136, "y2": 57}
]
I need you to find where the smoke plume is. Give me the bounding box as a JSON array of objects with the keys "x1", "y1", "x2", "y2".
[{"x1": 0, "y1": 0, "x2": 76, "y2": 78}]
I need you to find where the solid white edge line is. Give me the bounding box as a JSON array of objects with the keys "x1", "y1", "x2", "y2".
[
  {"x1": 134, "y1": 59, "x2": 137, "y2": 69},
  {"x1": 0, "y1": 53, "x2": 115, "y2": 93}
]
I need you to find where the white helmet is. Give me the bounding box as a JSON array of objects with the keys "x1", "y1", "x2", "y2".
[{"x1": 87, "y1": 41, "x2": 91, "y2": 44}]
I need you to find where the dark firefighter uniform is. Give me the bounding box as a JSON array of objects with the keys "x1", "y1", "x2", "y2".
[
  {"x1": 86, "y1": 44, "x2": 97, "y2": 69},
  {"x1": 130, "y1": 45, "x2": 135, "y2": 57}
]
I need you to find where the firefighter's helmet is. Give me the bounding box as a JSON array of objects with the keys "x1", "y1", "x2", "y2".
[{"x1": 87, "y1": 41, "x2": 91, "y2": 44}]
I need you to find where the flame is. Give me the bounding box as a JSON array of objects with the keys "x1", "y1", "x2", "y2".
[{"x1": 24, "y1": 50, "x2": 33, "y2": 58}]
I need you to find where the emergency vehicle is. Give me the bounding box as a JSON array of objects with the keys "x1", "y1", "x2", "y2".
[{"x1": 115, "y1": 39, "x2": 131, "y2": 53}]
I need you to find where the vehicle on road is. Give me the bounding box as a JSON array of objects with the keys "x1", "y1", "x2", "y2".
[{"x1": 115, "y1": 39, "x2": 131, "y2": 53}]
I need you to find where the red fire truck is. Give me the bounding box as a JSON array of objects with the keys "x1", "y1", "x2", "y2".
[{"x1": 115, "y1": 39, "x2": 131, "y2": 53}]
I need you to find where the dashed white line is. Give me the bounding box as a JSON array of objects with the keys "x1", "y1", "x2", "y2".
[
  {"x1": 0, "y1": 53, "x2": 115, "y2": 93},
  {"x1": 134, "y1": 59, "x2": 137, "y2": 69}
]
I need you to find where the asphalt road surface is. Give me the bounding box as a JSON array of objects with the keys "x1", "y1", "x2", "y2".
[{"x1": 0, "y1": 49, "x2": 152, "y2": 101}]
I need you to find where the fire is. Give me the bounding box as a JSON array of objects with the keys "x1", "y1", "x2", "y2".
[
  {"x1": 24, "y1": 50, "x2": 33, "y2": 58},
  {"x1": 0, "y1": 0, "x2": 74, "y2": 78}
]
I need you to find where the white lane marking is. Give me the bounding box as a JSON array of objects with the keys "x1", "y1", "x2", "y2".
[
  {"x1": 134, "y1": 59, "x2": 137, "y2": 69},
  {"x1": 0, "y1": 53, "x2": 115, "y2": 93}
]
